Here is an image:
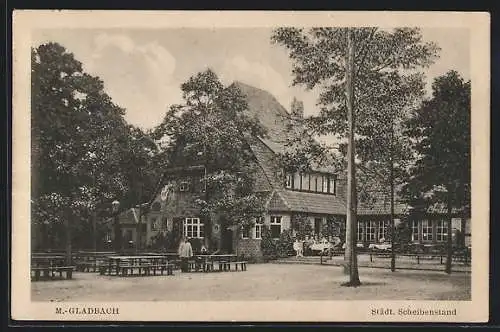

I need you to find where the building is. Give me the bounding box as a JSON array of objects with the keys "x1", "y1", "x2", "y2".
[{"x1": 113, "y1": 82, "x2": 471, "y2": 259}]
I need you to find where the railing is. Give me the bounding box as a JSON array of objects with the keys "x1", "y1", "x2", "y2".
[{"x1": 319, "y1": 248, "x2": 471, "y2": 267}]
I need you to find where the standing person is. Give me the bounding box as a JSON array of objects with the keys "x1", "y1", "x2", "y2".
[
  {"x1": 293, "y1": 238, "x2": 304, "y2": 257},
  {"x1": 178, "y1": 237, "x2": 193, "y2": 272}
]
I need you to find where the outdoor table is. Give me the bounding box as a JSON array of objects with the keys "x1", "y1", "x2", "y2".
[
  {"x1": 75, "y1": 251, "x2": 117, "y2": 272},
  {"x1": 101, "y1": 255, "x2": 172, "y2": 276},
  {"x1": 31, "y1": 255, "x2": 66, "y2": 268},
  {"x1": 141, "y1": 252, "x2": 178, "y2": 257},
  {"x1": 193, "y1": 254, "x2": 240, "y2": 272},
  {"x1": 31, "y1": 255, "x2": 74, "y2": 280}
]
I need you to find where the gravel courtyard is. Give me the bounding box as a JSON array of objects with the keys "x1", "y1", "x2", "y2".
[{"x1": 32, "y1": 263, "x2": 471, "y2": 302}]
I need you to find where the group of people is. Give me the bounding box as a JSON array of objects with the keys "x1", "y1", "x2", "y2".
[{"x1": 293, "y1": 235, "x2": 342, "y2": 257}]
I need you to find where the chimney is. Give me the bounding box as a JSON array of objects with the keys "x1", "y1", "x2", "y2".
[{"x1": 290, "y1": 97, "x2": 304, "y2": 119}]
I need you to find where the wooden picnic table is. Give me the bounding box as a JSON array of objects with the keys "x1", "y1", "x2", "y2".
[
  {"x1": 74, "y1": 251, "x2": 117, "y2": 272},
  {"x1": 191, "y1": 254, "x2": 247, "y2": 272},
  {"x1": 31, "y1": 255, "x2": 66, "y2": 267},
  {"x1": 100, "y1": 255, "x2": 174, "y2": 277},
  {"x1": 31, "y1": 255, "x2": 74, "y2": 281}
]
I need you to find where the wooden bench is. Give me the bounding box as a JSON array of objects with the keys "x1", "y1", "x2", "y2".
[
  {"x1": 232, "y1": 261, "x2": 247, "y2": 271},
  {"x1": 150, "y1": 263, "x2": 174, "y2": 276},
  {"x1": 202, "y1": 261, "x2": 215, "y2": 272},
  {"x1": 119, "y1": 264, "x2": 153, "y2": 276},
  {"x1": 76, "y1": 260, "x2": 102, "y2": 272},
  {"x1": 31, "y1": 266, "x2": 75, "y2": 281},
  {"x1": 218, "y1": 261, "x2": 231, "y2": 272},
  {"x1": 187, "y1": 260, "x2": 197, "y2": 272}
]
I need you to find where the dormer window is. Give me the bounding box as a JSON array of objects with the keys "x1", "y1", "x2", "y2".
[
  {"x1": 285, "y1": 171, "x2": 336, "y2": 195},
  {"x1": 179, "y1": 181, "x2": 189, "y2": 192},
  {"x1": 322, "y1": 177, "x2": 329, "y2": 193},
  {"x1": 329, "y1": 177, "x2": 336, "y2": 194}
]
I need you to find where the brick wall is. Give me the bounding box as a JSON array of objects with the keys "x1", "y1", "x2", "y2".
[{"x1": 236, "y1": 239, "x2": 263, "y2": 262}]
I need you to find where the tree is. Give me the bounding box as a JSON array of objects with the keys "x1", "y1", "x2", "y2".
[
  {"x1": 31, "y1": 42, "x2": 158, "y2": 255},
  {"x1": 152, "y1": 69, "x2": 268, "y2": 249},
  {"x1": 272, "y1": 27, "x2": 439, "y2": 285},
  {"x1": 404, "y1": 70, "x2": 471, "y2": 274}
]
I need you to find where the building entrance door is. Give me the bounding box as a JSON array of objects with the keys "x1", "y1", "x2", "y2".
[{"x1": 221, "y1": 227, "x2": 233, "y2": 254}]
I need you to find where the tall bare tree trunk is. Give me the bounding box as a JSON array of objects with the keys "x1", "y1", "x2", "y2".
[
  {"x1": 446, "y1": 187, "x2": 453, "y2": 274},
  {"x1": 64, "y1": 208, "x2": 72, "y2": 266},
  {"x1": 114, "y1": 213, "x2": 122, "y2": 253},
  {"x1": 92, "y1": 210, "x2": 97, "y2": 252},
  {"x1": 390, "y1": 121, "x2": 396, "y2": 272},
  {"x1": 343, "y1": 28, "x2": 361, "y2": 286},
  {"x1": 137, "y1": 185, "x2": 143, "y2": 254}
]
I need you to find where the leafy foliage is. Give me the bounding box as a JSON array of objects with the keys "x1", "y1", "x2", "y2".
[
  {"x1": 290, "y1": 214, "x2": 313, "y2": 240},
  {"x1": 152, "y1": 69, "x2": 268, "y2": 227},
  {"x1": 271, "y1": 27, "x2": 440, "y2": 203},
  {"x1": 31, "y1": 42, "x2": 160, "y2": 250},
  {"x1": 403, "y1": 71, "x2": 471, "y2": 214},
  {"x1": 260, "y1": 225, "x2": 277, "y2": 261}
]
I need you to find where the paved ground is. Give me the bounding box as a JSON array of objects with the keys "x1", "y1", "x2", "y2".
[{"x1": 32, "y1": 263, "x2": 471, "y2": 302}]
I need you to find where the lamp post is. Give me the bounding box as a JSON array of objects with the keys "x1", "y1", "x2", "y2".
[{"x1": 112, "y1": 200, "x2": 121, "y2": 252}]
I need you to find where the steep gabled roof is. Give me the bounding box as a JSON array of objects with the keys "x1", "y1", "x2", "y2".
[
  {"x1": 235, "y1": 81, "x2": 337, "y2": 174},
  {"x1": 233, "y1": 81, "x2": 292, "y2": 143}
]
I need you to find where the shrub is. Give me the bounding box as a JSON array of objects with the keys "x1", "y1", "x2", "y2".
[
  {"x1": 276, "y1": 229, "x2": 294, "y2": 257},
  {"x1": 260, "y1": 226, "x2": 295, "y2": 260},
  {"x1": 260, "y1": 225, "x2": 277, "y2": 261},
  {"x1": 149, "y1": 232, "x2": 167, "y2": 250},
  {"x1": 290, "y1": 214, "x2": 313, "y2": 240}
]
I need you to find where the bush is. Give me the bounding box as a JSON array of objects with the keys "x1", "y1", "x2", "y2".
[
  {"x1": 149, "y1": 232, "x2": 167, "y2": 251},
  {"x1": 260, "y1": 225, "x2": 277, "y2": 261},
  {"x1": 260, "y1": 226, "x2": 294, "y2": 261},
  {"x1": 291, "y1": 214, "x2": 313, "y2": 240},
  {"x1": 276, "y1": 229, "x2": 294, "y2": 257}
]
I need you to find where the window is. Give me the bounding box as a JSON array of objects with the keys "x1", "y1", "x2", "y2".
[
  {"x1": 322, "y1": 176, "x2": 329, "y2": 193},
  {"x1": 302, "y1": 174, "x2": 310, "y2": 190},
  {"x1": 151, "y1": 217, "x2": 158, "y2": 231},
  {"x1": 311, "y1": 175, "x2": 318, "y2": 191},
  {"x1": 293, "y1": 173, "x2": 301, "y2": 190},
  {"x1": 285, "y1": 174, "x2": 293, "y2": 188},
  {"x1": 199, "y1": 177, "x2": 207, "y2": 193},
  {"x1": 125, "y1": 230, "x2": 133, "y2": 242},
  {"x1": 329, "y1": 177, "x2": 336, "y2": 194},
  {"x1": 422, "y1": 220, "x2": 433, "y2": 242},
  {"x1": 270, "y1": 216, "x2": 282, "y2": 238},
  {"x1": 436, "y1": 220, "x2": 448, "y2": 242},
  {"x1": 242, "y1": 226, "x2": 250, "y2": 239},
  {"x1": 378, "y1": 221, "x2": 388, "y2": 241},
  {"x1": 254, "y1": 217, "x2": 264, "y2": 239},
  {"x1": 163, "y1": 218, "x2": 168, "y2": 229},
  {"x1": 366, "y1": 221, "x2": 377, "y2": 242},
  {"x1": 357, "y1": 222, "x2": 364, "y2": 242},
  {"x1": 314, "y1": 218, "x2": 322, "y2": 236},
  {"x1": 183, "y1": 218, "x2": 204, "y2": 239},
  {"x1": 411, "y1": 221, "x2": 419, "y2": 242},
  {"x1": 179, "y1": 181, "x2": 189, "y2": 192}
]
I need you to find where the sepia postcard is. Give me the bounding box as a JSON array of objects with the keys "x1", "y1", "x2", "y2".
[{"x1": 11, "y1": 10, "x2": 490, "y2": 322}]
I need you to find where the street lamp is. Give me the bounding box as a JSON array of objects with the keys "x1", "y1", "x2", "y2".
[{"x1": 112, "y1": 200, "x2": 121, "y2": 252}]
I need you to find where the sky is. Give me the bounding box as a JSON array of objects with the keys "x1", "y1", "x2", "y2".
[{"x1": 32, "y1": 27, "x2": 470, "y2": 130}]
